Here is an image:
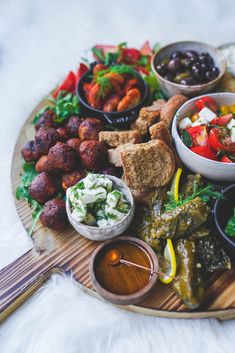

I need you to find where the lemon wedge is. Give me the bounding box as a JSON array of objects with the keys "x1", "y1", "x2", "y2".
[
  {"x1": 158, "y1": 239, "x2": 177, "y2": 284},
  {"x1": 159, "y1": 168, "x2": 182, "y2": 284},
  {"x1": 170, "y1": 167, "x2": 183, "y2": 202}
]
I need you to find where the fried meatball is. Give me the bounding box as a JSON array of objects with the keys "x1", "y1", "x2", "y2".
[
  {"x1": 78, "y1": 118, "x2": 104, "y2": 140},
  {"x1": 29, "y1": 172, "x2": 58, "y2": 204},
  {"x1": 61, "y1": 169, "x2": 86, "y2": 191},
  {"x1": 66, "y1": 138, "x2": 82, "y2": 154},
  {"x1": 98, "y1": 166, "x2": 122, "y2": 178},
  {"x1": 40, "y1": 198, "x2": 68, "y2": 230},
  {"x1": 79, "y1": 140, "x2": 107, "y2": 171},
  {"x1": 35, "y1": 127, "x2": 60, "y2": 155},
  {"x1": 56, "y1": 127, "x2": 71, "y2": 142},
  {"x1": 48, "y1": 142, "x2": 77, "y2": 172},
  {"x1": 35, "y1": 109, "x2": 57, "y2": 131},
  {"x1": 66, "y1": 116, "x2": 82, "y2": 137},
  {"x1": 21, "y1": 140, "x2": 42, "y2": 163}
]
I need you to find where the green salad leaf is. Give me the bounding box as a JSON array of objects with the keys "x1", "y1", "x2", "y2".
[
  {"x1": 181, "y1": 129, "x2": 193, "y2": 148},
  {"x1": 16, "y1": 161, "x2": 43, "y2": 237},
  {"x1": 143, "y1": 72, "x2": 165, "y2": 100},
  {"x1": 53, "y1": 91, "x2": 79, "y2": 123},
  {"x1": 225, "y1": 207, "x2": 235, "y2": 237}
]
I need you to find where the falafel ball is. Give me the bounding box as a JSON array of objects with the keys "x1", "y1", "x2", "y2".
[
  {"x1": 35, "y1": 127, "x2": 60, "y2": 155},
  {"x1": 61, "y1": 169, "x2": 86, "y2": 191},
  {"x1": 66, "y1": 138, "x2": 82, "y2": 154},
  {"x1": 40, "y1": 198, "x2": 68, "y2": 230},
  {"x1": 79, "y1": 140, "x2": 107, "y2": 171},
  {"x1": 35, "y1": 109, "x2": 57, "y2": 131},
  {"x1": 78, "y1": 118, "x2": 104, "y2": 140},
  {"x1": 48, "y1": 142, "x2": 77, "y2": 172},
  {"x1": 66, "y1": 116, "x2": 82, "y2": 137},
  {"x1": 29, "y1": 172, "x2": 58, "y2": 204},
  {"x1": 56, "y1": 127, "x2": 71, "y2": 142},
  {"x1": 21, "y1": 140, "x2": 42, "y2": 163}
]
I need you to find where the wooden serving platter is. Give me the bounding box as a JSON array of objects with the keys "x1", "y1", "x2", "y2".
[{"x1": 0, "y1": 98, "x2": 235, "y2": 322}]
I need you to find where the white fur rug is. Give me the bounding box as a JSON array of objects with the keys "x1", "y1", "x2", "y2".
[{"x1": 0, "y1": 0, "x2": 235, "y2": 352}]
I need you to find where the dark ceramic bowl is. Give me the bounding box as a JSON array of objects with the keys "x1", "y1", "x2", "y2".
[
  {"x1": 77, "y1": 67, "x2": 148, "y2": 128},
  {"x1": 214, "y1": 184, "x2": 235, "y2": 257}
]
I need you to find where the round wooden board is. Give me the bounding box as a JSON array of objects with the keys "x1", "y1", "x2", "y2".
[{"x1": 9, "y1": 97, "x2": 235, "y2": 321}]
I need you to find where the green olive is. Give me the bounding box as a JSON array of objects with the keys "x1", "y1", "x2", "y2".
[{"x1": 174, "y1": 72, "x2": 191, "y2": 83}]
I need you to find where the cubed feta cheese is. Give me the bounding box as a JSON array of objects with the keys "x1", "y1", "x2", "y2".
[
  {"x1": 191, "y1": 117, "x2": 208, "y2": 127},
  {"x1": 106, "y1": 190, "x2": 122, "y2": 208},
  {"x1": 227, "y1": 118, "x2": 235, "y2": 130},
  {"x1": 79, "y1": 187, "x2": 107, "y2": 205},
  {"x1": 179, "y1": 117, "x2": 192, "y2": 130},
  {"x1": 105, "y1": 205, "x2": 126, "y2": 222},
  {"x1": 83, "y1": 173, "x2": 112, "y2": 191},
  {"x1": 97, "y1": 219, "x2": 110, "y2": 228},
  {"x1": 198, "y1": 107, "x2": 217, "y2": 122},
  {"x1": 231, "y1": 127, "x2": 235, "y2": 143},
  {"x1": 71, "y1": 202, "x2": 87, "y2": 223}
]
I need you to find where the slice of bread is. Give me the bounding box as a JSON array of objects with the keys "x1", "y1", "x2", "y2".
[
  {"x1": 99, "y1": 130, "x2": 141, "y2": 147},
  {"x1": 131, "y1": 99, "x2": 166, "y2": 135},
  {"x1": 108, "y1": 143, "x2": 134, "y2": 167},
  {"x1": 149, "y1": 121, "x2": 172, "y2": 146},
  {"x1": 121, "y1": 140, "x2": 175, "y2": 189}
]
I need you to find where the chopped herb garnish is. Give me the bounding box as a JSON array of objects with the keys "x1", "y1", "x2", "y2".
[{"x1": 225, "y1": 207, "x2": 235, "y2": 237}]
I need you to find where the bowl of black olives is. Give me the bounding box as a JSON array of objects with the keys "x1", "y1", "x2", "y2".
[{"x1": 152, "y1": 41, "x2": 226, "y2": 98}]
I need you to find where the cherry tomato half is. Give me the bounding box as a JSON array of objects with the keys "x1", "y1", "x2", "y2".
[
  {"x1": 209, "y1": 128, "x2": 235, "y2": 153},
  {"x1": 210, "y1": 114, "x2": 233, "y2": 126},
  {"x1": 221, "y1": 156, "x2": 233, "y2": 163},
  {"x1": 190, "y1": 146, "x2": 217, "y2": 161},
  {"x1": 195, "y1": 96, "x2": 218, "y2": 113},
  {"x1": 187, "y1": 126, "x2": 208, "y2": 147}
]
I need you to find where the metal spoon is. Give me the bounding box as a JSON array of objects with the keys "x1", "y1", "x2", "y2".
[{"x1": 105, "y1": 249, "x2": 178, "y2": 281}]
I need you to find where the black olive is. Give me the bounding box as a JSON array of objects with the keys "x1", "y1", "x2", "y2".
[
  {"x1": 199, "y1": 52, "x2": 214, "y2": 66},
  {"x1": 163, "y1": 73, "x2": 174, "y2": 82},
  {"x1": 212, "y1": 66, "x2": 219, "y2": 77},
  {"x1": 180, "y1": 77, "x2": 197, "y2": 85},
  {"x1": 156, "y1": 63, "x2": 167, "y2": 76},
  {"x1": 185, "y1": 50, "x2": 199, "y2": 61},
  {"x1": 167, "y1": 58, "x2": 182, "y2": 74},
  {"x1": 205, "y1": 71, "x2": 216, "y2": 82},
  {"x1": 181, "y1": 58, "x2": 193, "y2": 69},
  {"x1": 170, "y1": 51, "x2": 183, "y2": 60}
]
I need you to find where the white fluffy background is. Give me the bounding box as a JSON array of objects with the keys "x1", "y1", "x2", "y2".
[{"x1": 0, "y1": 0, "x2": 234, "y2": 352}]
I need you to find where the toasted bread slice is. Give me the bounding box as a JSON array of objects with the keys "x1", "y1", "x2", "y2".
[
  {"x1": 131, "y1": 99, "x2": 166, "y2": 135},
  {"x1": 121, "y1": 140, "x2": 175, "y2": 189},
  {"x1": 149, "y1": 121, "x2": 172, "y2": 146},
  {"x1": 99, "y1": 130, "x2": 141, "y2": 147},
  {"x1": 160, "y1": 95, "x2": 188, "y2": 128},
  {"x1": 108, "y1": 143, "x2": 134, "y2": 167}
]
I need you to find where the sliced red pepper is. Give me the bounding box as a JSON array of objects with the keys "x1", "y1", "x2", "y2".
[
  {"x1": 140, "y1": 41, "x2": 152, "y2": 56},
  {"x1": 118, "y1": 48, "x2": 141, "y2": 65},
  {"x1": 187, "y1": 126, "x2": 208, "y2": 147},
  {"x1": 210, "y1": 113, "x2": 233, "y2": 126},
  {"x1": 52, "y1": 71, "x2": 76, "y2": 99},
  {"x1": 134, "y1": 65, "x2": 150, "y2": 75},
  {"x1": 190, "y1": 146, "x2": 217, "y2": 160},
  {"x1": 195, "y1": 96, "x2": 218, "y2": 113},
  {"x1": 209, "y1": 127, "x2": 235, "y2": 153},
  {"x1": 75, "y1": 63, "x2": 89, "y2": 87},
  {"x1": 221, "y1": 156, "x2": 233, "y2": 163}
]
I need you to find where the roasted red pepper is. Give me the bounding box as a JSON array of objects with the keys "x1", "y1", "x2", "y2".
[
  {"x1": 75, "y1": 63, "x2": 89, "y2": 87},
  {"x1": 209, "y1": 127, "x2": 235, "y2": 153},
  {"x1": 52, "y1": 71, "x2": 76, "y2": 99},
  {"x1": 195, "y1": 96, "x2": 218, "y2": 113},
  {"x1": 190, "y1": 146, "x2": 217, "y2": 160}
]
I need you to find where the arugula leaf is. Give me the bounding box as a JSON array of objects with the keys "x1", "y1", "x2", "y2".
[
  {"x1": 53, "y1": 91, "x2": 79, "y2": 123},
  {"x1": 92, "y1": 47, "x2": 105, "y2": 62},
  {"x1": 225, "y1": 207, "x2": 235, "y2": 237},
  {"x1": 104, "y1": 52, "x2": 119, "y2": 66},
  {"x1": 143, "y1": 73, "x2": 164, "y2": 100},
  {"x1": 181, "y1": 129, "x2": 193, "y2": 148},
  {"x1": 16, "y1": 161, "x2": 43, "y2": 236},
  {"x1": 32, "y1": 106, "x2": 51, "y2": 125}
]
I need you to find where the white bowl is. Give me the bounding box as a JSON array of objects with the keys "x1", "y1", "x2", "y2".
[
  {"x1": 172, "y1": 92, "x2": 235, "y2": 182},
  {"x1": 66, "y1": 175, "x2": 135, "y2": 241}
]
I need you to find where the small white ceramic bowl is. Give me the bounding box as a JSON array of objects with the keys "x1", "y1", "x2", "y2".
[
  {"x1": 66, "y1": 175, "x2": 135, "y2": 241},
  {"x1": 172, "y1": 92, "x2": 235, "y2": 182}
]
